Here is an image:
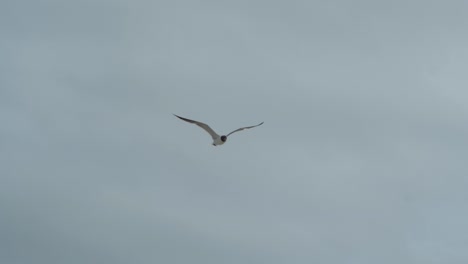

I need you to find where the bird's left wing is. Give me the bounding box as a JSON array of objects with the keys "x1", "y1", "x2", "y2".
[
  {"x1": 173, "y1": 114, "x2": 219, "y2": 139},
  {"x1": 226, "y1": 122, "x2": 264, "y2": 137}
]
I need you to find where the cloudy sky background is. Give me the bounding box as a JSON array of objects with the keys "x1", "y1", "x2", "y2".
[{"x1": 2, "y1": 0, "x2": 468, "y2": 263}]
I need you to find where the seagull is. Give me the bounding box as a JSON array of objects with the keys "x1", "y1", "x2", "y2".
[{"x1": 173, "y1": 114, "x2": 264, "y2": 146}]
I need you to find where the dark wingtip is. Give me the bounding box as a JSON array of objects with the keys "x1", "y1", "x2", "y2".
[
  {"x1": 173, "y1": 114, "x2": 188, "y2": 122},
  {"x1": 173, "y1": 114, "x2": 197, "y2": 124}
]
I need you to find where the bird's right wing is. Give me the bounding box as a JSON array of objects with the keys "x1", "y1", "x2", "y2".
[
  {"x1": 226, "y1": 122, "x2": 264, "y2": 137},
  {"x1": 173, "y1": 114, "x2": 219, "y2": 139}
]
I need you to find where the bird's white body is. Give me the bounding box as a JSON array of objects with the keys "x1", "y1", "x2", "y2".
[{"x1": 212, "y1": 137, "x2": 225, "y2": 146}]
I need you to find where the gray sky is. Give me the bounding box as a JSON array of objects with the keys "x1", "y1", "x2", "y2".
[{"x1": 2, "y1": 0, "x2": 468, "y2": 263}]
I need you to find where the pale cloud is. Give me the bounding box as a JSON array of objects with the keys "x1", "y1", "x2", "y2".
[{"x1": 1, "y1": 0, "x2": 468, "y2": 263}]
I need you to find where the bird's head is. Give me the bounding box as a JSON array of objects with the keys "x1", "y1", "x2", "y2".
[{"x1": 221, "y1": 135, "x2": 227, "y2": 142}]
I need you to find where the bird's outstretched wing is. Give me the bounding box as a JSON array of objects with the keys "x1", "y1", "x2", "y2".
[
  {"x1": 226, "y1": 122, "x2": 264, "y2": 137},
  {"x1": 173, "y1": 114, "x2": 219, "y2": 139}
]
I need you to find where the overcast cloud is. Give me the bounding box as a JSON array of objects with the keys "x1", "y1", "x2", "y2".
[{"x1": 1, "y1": 0, "x2": 468, "y2": 263}]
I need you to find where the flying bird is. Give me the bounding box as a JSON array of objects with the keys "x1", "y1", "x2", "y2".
[{"x1": 173, "y1": 114, "x2": 263, "y2": 146}]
